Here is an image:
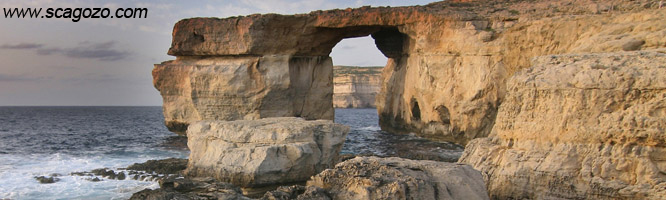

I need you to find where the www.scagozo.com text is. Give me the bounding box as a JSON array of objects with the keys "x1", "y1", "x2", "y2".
[{"x1": 3, "y1": 7, "x2": 148, "y2": 22}]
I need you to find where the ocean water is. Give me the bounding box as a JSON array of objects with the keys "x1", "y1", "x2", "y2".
[
  {"x1": 0, "y1": 107, "x2": 188, "y2": 200},
  {"x1": 0, "y1": 107, "x2": 462, "y2": 199},
  {"x1": 336, "y1": 108, "x2": 463, "y2": 162}
]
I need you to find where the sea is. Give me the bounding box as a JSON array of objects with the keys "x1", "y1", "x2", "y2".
[{"x1": 0, "y1": 107, "x2": 462, "y2": 199}]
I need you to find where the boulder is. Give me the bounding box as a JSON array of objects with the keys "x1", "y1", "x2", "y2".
[
  {"x1": 459, "y1": 50, "x2": 666, "y2": 199},
  {"x1": 307, "y1": 156, "x2": 489, "y2": 200},
  {"x1": 184, "y1": 117, "x2": 349, "y2": 193}
]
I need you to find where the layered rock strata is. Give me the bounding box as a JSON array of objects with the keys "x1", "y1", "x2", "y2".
[
  {"x1": 306, "y1": 156, "x2": 489, "y2": 200},
  {"x1": 155, "y1": 0, "x2": 665, "y2": 144},
  {"x1": 333, "y1": 66, "x2": 382, "y2": 108},
  {"x1": 154, "y1": 56, "x2": 334, "y2": 135},
  {"x1": 459, "y1": 50, "x2": 666, "y2": 199},
  {"x1": 183, "y1": 117, "x2": 349, "y2": 195}
]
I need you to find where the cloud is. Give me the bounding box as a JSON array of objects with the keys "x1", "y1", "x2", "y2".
[
  {"x1": 62, "y1": 73, "x2": 122, "y2": 84},
  {"x1": 0, "y1": 43, "x2": 44, "y2": 49},
  {"x1": 0, "y1": 73, "x2": 48, "y2": 82},
  {"x1": 35, "y1": 41, "x2": 130, "y2": 61}
]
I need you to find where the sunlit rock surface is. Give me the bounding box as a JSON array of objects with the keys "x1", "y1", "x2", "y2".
[{"x1": 460, "y1": 50, "x2": 666, "y2": 199}]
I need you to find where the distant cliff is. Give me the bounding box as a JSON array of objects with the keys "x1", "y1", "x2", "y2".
[{"x1": 333, "y1": 66, "x2": 382, "y2": 108}]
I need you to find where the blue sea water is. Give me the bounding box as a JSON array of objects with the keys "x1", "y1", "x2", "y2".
[{"x1": 0, "y1": 107, "x2": 462, "y2": 199}]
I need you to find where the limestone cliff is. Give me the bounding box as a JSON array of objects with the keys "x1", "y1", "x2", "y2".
[
  {"x1": 459, "y1": 50, "x2": 666, "y2": 199},
  {"x1": 154, "y1": 0, "x2": 665, "y2": 143},
  {"x1": 333, "y1": 66, "x2": 382, "y2": 108}
]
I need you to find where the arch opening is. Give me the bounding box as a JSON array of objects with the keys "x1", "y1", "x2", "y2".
[{"x1": 327, "y1": 27, "x2": 463, "y2": 162}]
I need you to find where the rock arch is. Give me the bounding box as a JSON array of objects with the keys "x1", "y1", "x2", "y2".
[
  {"x1": 153, "y1": 4, "x2": 504, "y2": 145},
  {"x1": 153, "y1": 0, "x2": 662, "y2": 145}
]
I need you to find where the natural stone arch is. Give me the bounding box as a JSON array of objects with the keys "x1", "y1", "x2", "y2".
[
  {"x1": 154, "y1": 0, "x2": 663, "y2": 145},
  {"x1": 153, "y1": 4, "x2": 507, "y2": 145}
]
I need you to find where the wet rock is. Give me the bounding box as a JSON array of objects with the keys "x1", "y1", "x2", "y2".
[
  {"x1": 91, "y1": 168, "x2": 116, "y2": 179},
  {"x1": 87, "y1": 177, "x2": 102, "y2": 182},
  {"x1": 70, "y1": 172, "x2": 92, "y2": 176},
  {"x1": 129, "y1": 177, "x2": 251, "y2": 200},
  {"x1": 34, "y1": 176, "x2": 59, "y2": 184},
  {"x1": 117, "y1": 172, "x2": 126, "y2": 180},
  {"x1": 127, "y1": 158, "x2": 187, "y2": 175}
]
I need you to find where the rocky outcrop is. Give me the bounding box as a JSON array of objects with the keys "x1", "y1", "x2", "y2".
[
  {"x1": 183, "y1": 117, "x2": 349, "y2": 195},
  {"x1": 333, "y1": 66, "x2": 382, "y2": 108},
  {"x1": 154, "y1": 0, "x2": 665, "y2": 144},
  {"x1": 127, "y1": 158, "x2": 188, "y2": 175},
  {"x1": 306, "y1": 156, "x2": 489, "y2": 200},
  {"x1": 132, "y1": 156, "x2": 488, "y2": 200},
  {"x1": 459, "y1": 50, "x2": 666, "y2": 199},
  {"x1": 130, "y1": 177, "x2": 251, "y2": 200}
]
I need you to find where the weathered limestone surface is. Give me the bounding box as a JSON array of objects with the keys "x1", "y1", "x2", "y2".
[
  {"x1": 459, "y1": 50, "x2": 666, "y2": 199},
  {"x1": 376, "y1": 5, "x2": 666, "y2": 145},
  {"x1": 184, "y1": 118, "x2": 349, "y2": 190},
  {"x1": 155, "y1": 0, "x2": 665, "y2": 144},
  {"x1": 306, "y1": 156, "x2": 489, "y2": 200},
  {"x1": 154, "y1": 56, "x2": 333, "y2": 135},
  {"x1": 333, "y1": 66, "x2": 382, "y2": 108}
]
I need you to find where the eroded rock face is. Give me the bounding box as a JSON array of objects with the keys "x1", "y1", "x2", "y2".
[
  {"x1": 155, "y1": 0, "x2": 665, "y2": 144},
  {"x1": 307, "y1": 156, "x2": 489, "y2": 200},
  {"x1": 333, "y1": 66, "x2": 382, "y2": 108},
  {"x1": 459, "y1": 50, "x2": 666, "y2": 199},
  {"x1": 376, "y1": 5, "x2": 666, "y2": 145},
  {"x1": 184, "y1": 117, "x2": 349, "y2": 193},
  {"x1": 154, "y1": 56, "x2": 333, "y2": 135}
]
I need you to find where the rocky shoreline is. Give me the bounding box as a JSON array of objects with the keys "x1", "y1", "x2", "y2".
[
  {"x1": 127, "y1": 156, "x2": 489, "y2": 200},
  {"x1": 144, "y1": 0, "x2": 665, "y2": 199}
]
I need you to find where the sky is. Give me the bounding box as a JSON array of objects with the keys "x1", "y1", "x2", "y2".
[{"x1": 0, "y1": 0, "x2": 433, "y2": 106}]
